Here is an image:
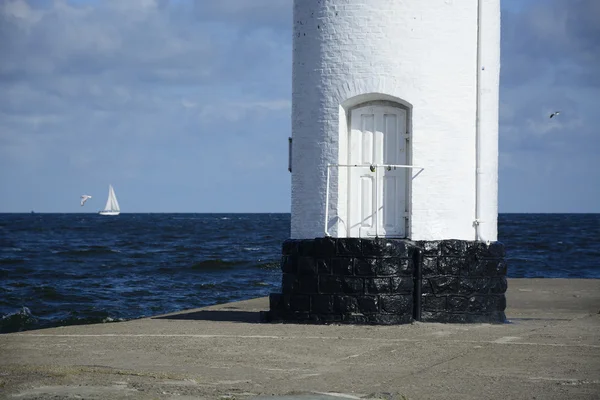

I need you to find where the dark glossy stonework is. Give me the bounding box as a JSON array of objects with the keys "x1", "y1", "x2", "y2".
[{"x1": 266, "y1": 238, "x2": 507, "y2": 325}]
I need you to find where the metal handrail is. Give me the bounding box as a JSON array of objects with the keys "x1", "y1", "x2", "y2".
[{"x1": 325, "y1": 163, "x2": 425, "y2": 237}]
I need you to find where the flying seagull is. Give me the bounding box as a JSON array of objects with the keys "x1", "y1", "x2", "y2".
[
  {"x1": 549, "y1": 111, "x2": 560, "y2": 118},
  {"x1": 80, "y1": 195, "x2": 92, "y2": 206}
]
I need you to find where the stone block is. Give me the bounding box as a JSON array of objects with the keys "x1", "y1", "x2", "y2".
[
  {"x1": 281, "y1": 256, "x2": 297, "y2": 274},
  {"x1": 334, "y1": 295, "x2": 358, "y2": 313},
  {"x1": 421, "y1": 311, "x2": 506, "y2": 324},
  {"x1": 380, "y1": 295, "x2": 412, "y2": 314},
  {"x1": 365, "y1": 277, "x2": 391, "y2": 294},
  {"x1": 423, "y1": 294, "x2": 448, "y2": 311},
  {"x1": 298, "y1": 275, "x2": 318, "y2": 293},
  {"x1": 380, "y1": 258, "x2": 413, "y2": 276},
  {"x1": 269, "y1": 293, "x2": 284, "y2": 311},
  {"x1": 282, "y1": 273, "x2": 298, "y2": 292},
  {"x1": 355, "y1": 258, "x2": 378, "y2": 276},
  {"x1": 341, "y1": 276, "x2": 364, "y2": 294},
  {"x1": 458, "y1": 278, "x2": 492, "y2": 295},
  {"x1": 336, "y1": 238, "x2": 362, "y2": 256},
  {"x1": 495, "y1": 294, "x2": 507, "y2": 311},
  {"x1": 422, "y1": 256, "x2": 438, "y2": 276},
  {"x1": 317, "y1": 258, "x2": 332, "y2": 274},
  {"x1": 313, "y1": 236, "x2": 337, "y2": 256},
  {"x1": 469, "y1": 258, "x2": 495, "y2": 276},
  {"x1": 342, "y1": 313, "x2": 370, "y2": 324},
  {"x1": 297, "y1": 257, "x2": 317, "y2": 275},
  {"x1": 445, "y1": 313, "x2": 470, "y2": 323},
  {"x1": 490, "y1": 311, "x2": 506, "y2": 323},
  {"x1": 319, "y1": 314, "x2": 343, "y2": 324},
  {"x1": 332, "y1": 257, "x2": 354, "y2": 275},
  {"x1": 391, "y1": 276, "x2": 413, "y2": 294},
  {"x1": 440, "y1": 240, "x2": 469, "y2": 256},
  {"x1": 458, "y1": 277, "x2": 507, "y2": 295},
  {"x1": 470, "y1": 259, "x2": 508, "y2": 277},
  {"x1": 311, "y1": 294, "x2": 333, "y2": 314},
  {"x1": 447, "y1": 295, "x2": 469, "y2": 311},
  {"x1": 319, "y1": 275, "x2": 343, "y2": 294},
  {"x1": 490, "y1": 277, "x2": 508, "y2": 293},
  {"x1": 496, "y1": 260, "x2": 508, "y2": 276},
  {"x1": 361, "y1": 238, "x2": 384, "y2": 256},
  {"x1": 420, "y1": 311, "x2": 448, "y2": 323},
  {"x1": 357, "y1": 296, "x2": 379, "y2": 313},
  {"x1": 297, "y1": 240, "x2": 315, "y2": 257},
  {"x1": 382, "y1": 240, "x2": 415, "y2": 258},
  {"x1": 287, "y1": 311, "x2": 311, "y2": 322},
  {"x1": 290, "y1": 294, "x2": 310, "y2": 312},
  {"x1": 420, "y1": 240, "x2": 441, "y2": 256},
  {"x1": 468, "y1": 241, "x2": 506, "y2": 259},
  {"x1": 421, "y1": 278, "x2": 434, "y2": 294},
  {"x1": 438, "y1": 257, "x2": 467, "y2": 276},
  {"x1": 282, "y1": 239, "x2": 299, "y2": 256},
  {"x1": 467, "y1": 295, "x2": 495, "y2": 313},
  {"x1": 428, "y1": 276, "x2": 459, "y2": 294}
]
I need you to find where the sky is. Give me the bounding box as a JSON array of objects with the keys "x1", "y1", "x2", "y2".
[{"x1": 0, "y1": 0, "x2": 598, "y2": 213}]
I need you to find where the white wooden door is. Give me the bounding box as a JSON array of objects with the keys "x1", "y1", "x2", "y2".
[{"x1": 348, "y1": 105, "x2": 407, "y2": 237}]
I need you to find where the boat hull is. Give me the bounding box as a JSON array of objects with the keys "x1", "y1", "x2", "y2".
[{"x1": 99, "y1": 211, "x2": 120, "y2": 216}]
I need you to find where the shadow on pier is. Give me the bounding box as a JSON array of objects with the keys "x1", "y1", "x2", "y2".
[{"x1": 152, "y1": 309, "x2": 263, "y2": 323}]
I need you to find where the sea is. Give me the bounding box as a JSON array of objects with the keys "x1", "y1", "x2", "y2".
[{"x1": 1, "y1": 213, "x2": 599, "y2": 333}]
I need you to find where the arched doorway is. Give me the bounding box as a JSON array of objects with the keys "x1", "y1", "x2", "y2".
[{"x1": 346, "y1": 101, "x2": 410, "y2": 238}]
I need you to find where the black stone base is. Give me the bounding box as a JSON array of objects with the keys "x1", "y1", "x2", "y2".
[{"x1": 266, "y1": 238, "x2": 507, "y2": 325}]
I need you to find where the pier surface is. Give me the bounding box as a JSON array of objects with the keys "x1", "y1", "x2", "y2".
[{"x1": 1, "y1": 278, "x2": 599, "y2": 400}]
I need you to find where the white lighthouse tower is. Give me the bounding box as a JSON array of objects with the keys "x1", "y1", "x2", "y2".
[
  {"x1": 269, "y1": 0, "x2": 507, "y2": 325},
  {"x1": 291, "y1": 0, "x2": 500, "y2": 241}
]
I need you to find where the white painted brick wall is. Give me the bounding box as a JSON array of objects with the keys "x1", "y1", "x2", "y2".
[{"x1": 290, "y1": 0, "x2": 500, "y2": 241}]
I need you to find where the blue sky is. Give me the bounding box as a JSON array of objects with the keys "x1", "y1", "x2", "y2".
[{"x1": 0, "y1": 0, "x2": 598, "y2": 213}]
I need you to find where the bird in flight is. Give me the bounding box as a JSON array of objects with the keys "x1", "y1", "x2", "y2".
[
  {"x1": 549, "y1": 111, "x2": 560, "y2": 118},
  {"x1": 80, "y1": 195, "x2": 92, "y2": 206}
]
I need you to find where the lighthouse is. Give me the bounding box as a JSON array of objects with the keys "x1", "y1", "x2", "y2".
[{"x1": 268, "y1": 0, "x2": 507, "y2": 324}]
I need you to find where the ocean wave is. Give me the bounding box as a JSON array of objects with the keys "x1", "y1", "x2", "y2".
[
  {"x1": 0, "y1": 266, "x2": 34, "y2": 276},
  {"x1": 54, "y1": 246, "x2": 120, "y2": 256},
  {"x1": 0, "y1": 257, "x2": 26, "y2": 265},
  {"x1": 252, "y1": 261, "x2": 280, "y2": 270},
  {"x1": 250, "y1": 281, "x2": 270, "y2": 287},
  {"x1": 0, "y1": 307, "x2": 37, "y2": 334},
  {"x1": 0, "y1": 307, "x2": 127, "y2": 334},
  {"x1": 189, "y1": 259, "x2": 243, "y2": 270},
  {"x1": 2, "y1": 247, "x2": 22, "y2": 252},
  {"x1": 193, "y1": 282, "x2": 245, "y2": 292},
  {"x1": 32, "y1": 285, "x2": 92, "y2": 302}
]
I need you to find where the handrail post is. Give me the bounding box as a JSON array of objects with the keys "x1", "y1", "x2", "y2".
[{"x1": 374, "y1": 164, "x2": 379, "y2": 238}]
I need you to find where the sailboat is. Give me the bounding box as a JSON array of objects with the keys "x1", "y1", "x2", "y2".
[{"x1": 99, "y1": 184, "x2": 120, "y2": 216}]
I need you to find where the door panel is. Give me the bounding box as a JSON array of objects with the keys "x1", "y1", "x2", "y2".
[{"x1": 348, "y1": 105, "x2": 407, "y2": 237}]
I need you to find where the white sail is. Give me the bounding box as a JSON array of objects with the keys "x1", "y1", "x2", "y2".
[
  {"x1": 99, "y1": 185, "x2": 120, "y2": 215},
  {"x1": 110, "y1": 185, "x2": 120, "y2": 211}
]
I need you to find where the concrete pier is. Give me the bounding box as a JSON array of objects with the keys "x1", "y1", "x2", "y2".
[{"x1": 1, "y1": 279, "x2": 599, "y2": 399}]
